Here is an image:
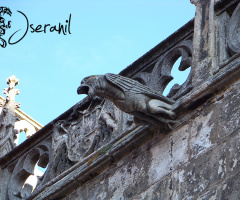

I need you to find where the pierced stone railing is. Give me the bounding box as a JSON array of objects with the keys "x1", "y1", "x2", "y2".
[{"x1": 1, "y1": 0, "x2": 240, "y2": 199}]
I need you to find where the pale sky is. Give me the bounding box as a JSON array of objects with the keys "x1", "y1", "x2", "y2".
[{"x1": 0, "y1": 0, "x2": 195, "y2": 128}]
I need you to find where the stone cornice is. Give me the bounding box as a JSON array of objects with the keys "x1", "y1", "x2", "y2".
[
  {"x1": 173, "y1": 53, "x2": 240, "y2": 111},
  {"x1": 25, "y1": 55, "x2": 240, "y2": 199},
  {"x1": 27, "y1": 126, "x2": 155, "y2": 199},
  {"x1": 0, "y1": 95, "x2": 43, "y2": 131}
]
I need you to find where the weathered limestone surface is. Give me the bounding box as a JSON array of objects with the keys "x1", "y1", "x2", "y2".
[
  {"x1": 1, "y1": 0, "x2": 240, "y2": 199},
  {"x1": 0, "y1": 75, "x2": 20, "y2": 157},
  {"x1": 61, "y1": 79, "x2": 240, "y2": 200}
]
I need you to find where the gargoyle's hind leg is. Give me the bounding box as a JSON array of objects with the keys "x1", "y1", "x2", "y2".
[
  {"x1": 147, "y1": 99, "x2": 177, "y2": 119},
  {"x1": 133, "y1": 113, "x2": 174, "y2": 132}
]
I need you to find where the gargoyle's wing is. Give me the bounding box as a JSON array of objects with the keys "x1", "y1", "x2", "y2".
[{"x1": 105, "y1": 73, "x2": 175, "y2": 104}]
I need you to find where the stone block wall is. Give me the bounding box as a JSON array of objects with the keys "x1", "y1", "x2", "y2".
[
  {"x1": 1, "y1": 0, "x2": 240, "y2": 199},
  {"x1": 62, "y1": 77, "x2": 240, "y2": 200}
]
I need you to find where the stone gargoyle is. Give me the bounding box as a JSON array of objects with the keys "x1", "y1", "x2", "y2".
[{"x1": 77, "y1": 73, "x2": 177, "y2": 130}]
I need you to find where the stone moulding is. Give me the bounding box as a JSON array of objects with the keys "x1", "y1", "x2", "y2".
[
  {"x1": 0, "y1": 98, "x2": 92, "y2": 168},
  {"x1": 2, "y1": 0, "x2": 240, "y2": 199},
  {"x1": 15, "y1": 108, "x2": 43, "y2": 132},
  {"x1": 8, "y1": 143, "x2": 51, "y2": 200},
  {"x1": 26, "y1": 126, "x2": 155, "y2": 200},
  {"x1": 173, "y1": 54, "x2": 240, "y2": 111},
  {"x1": 25, "y1": 54, "x2": 240, "y2": 199}
]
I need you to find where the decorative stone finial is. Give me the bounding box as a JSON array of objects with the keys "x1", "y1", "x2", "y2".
[
  {"x1": 3, "y1": 75, "x2": 20, "y2": 108},
  {"x1": 7, "y1": 75, "x2": 19, "y2": 89},
  {"x1": 0, "y1": 75, "x2": 20, "y2": 156}
]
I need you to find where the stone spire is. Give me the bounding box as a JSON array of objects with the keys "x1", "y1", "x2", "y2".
[{"x1": 0, "y1": 75, "x2": 20, "y2": 157}]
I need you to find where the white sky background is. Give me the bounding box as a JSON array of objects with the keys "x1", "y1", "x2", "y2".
[{"x1": 0, "y1": 0, "x2": 195, "y2": 127}]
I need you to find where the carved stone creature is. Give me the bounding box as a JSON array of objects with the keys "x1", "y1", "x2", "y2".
[{"x1": 77, "y1": 73, "x2": 177, "y2": 130}]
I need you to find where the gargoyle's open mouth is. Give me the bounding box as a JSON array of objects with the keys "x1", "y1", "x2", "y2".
[{"x1": 77, "y1": 85, "x2": 89, "y2": 95}]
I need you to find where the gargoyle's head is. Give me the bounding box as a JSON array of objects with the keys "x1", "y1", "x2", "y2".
[{"x1": 77, "y1": 75, "x2": 100, "y2": 99}]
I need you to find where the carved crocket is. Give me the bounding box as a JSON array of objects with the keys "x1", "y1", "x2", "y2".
[{"x1": 77, "y1": 73, "x2": 177, "y2": 130}]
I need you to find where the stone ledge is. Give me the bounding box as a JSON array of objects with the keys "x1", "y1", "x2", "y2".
[
  {"x1": 26, "y1": 126, "x2": 156, "y2": 200},
  {"x1": 0, "y1": 98, "x2": 91, "y2": 168},
  {"x1": 173, "y1": 55, "x2": 240, "y2": 111},
  {"x1": 3, "y1": 54, "x2": 239, "y2": 199}
]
